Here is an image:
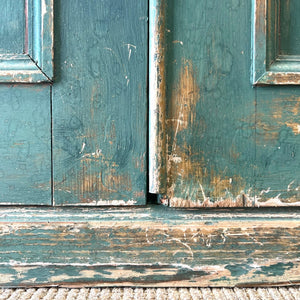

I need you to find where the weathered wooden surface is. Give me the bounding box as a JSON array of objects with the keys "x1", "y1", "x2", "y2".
[
  {"x1": 0, "y1": 85, "x2": 51, "y2": 204},
  {"x1": 255, "y1": 87, "x2": 300, "y2": 205},
  {"x1": 52, "y1": 0, "x2": 147, "y2": 205},
  {"x1": 149, "y1": 0, "x2": 167, "y2": 194},
  {"x1": 0, "y1": 206, "x2": 298, "y2": 287},
  {"x1": 148, "y1": 0, "x2": 300, "y2": 206},
  {"x1": 161, "y1": 0, "x2": 256, "y2": 207}
]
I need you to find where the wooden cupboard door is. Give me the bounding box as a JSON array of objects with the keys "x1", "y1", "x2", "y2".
[
  {"x1": 52, "y1": 0, "x2": 148, "y2": 205},
  {"x1": 0, "y1": 0, "x2": 148, "y2": 206},
  {"x1": 149, "y1": 0, "x2": 300, "y2": 207}
]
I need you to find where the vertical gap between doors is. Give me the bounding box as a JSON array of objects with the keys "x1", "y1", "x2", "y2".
[{"x1": 50, "y1": 85, "x2": 54, "y2": 206}]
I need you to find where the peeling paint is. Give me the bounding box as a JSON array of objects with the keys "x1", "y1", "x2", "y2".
[{"x1": 286, "y1": 122, "x2": 300, "y2": 135}]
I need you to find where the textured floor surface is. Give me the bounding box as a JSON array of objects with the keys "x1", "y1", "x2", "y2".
[{"x1": 0, "y1": 287, "x2": 299, "y2": 300}]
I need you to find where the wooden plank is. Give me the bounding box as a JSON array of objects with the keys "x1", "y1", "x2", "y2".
[
  {"x1": 52, "y1": 0, "x2": 148, "y2": 205},
  {"x1": 165, "y1": 0, "x2": 256, "y2": 207},
  {"x1": 0, "y1": 85, "x2": 51, "y2": 204},
  {"x1": 255, "y1": 87, "x2": 300, "y2": 205},
  {"x1": 0, "y1": 206, "x2": 298, "y2": 287}
]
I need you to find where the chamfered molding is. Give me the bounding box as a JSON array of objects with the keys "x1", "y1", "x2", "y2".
[
  {"x1": 0, "y1": 0, "x2": 53, "y2": 83},
  {"x1": 252, "y1": 0, "x2": 300, "y2": 85}
]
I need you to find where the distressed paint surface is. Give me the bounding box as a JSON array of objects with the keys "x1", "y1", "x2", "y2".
[
  {"x1": 150, "y1": 0, "x2": 300, "y2": 206},
  {"x1": 255, "y1": 88, "x2": 300, "y2": 205},
  {"x1": 149, "y1": 0, "x2": 167, "y2": 194},
  {"x1": 163, "y1": 0, "x2": 256, "y2": 207},
  {"x1": 52, "y1": 0, "x2": 147, "y2": 205},
  {"x1": 0, "y1": 206, "x2": 298, "y2": 287},
  {"x1": 0, "y1": 85, "x2": 51, "y2": 204},
  {"x1": 0, "y1": 0, "x2": 298, "y2": 288}
]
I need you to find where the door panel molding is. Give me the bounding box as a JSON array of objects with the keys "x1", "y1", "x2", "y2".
[{"x1": 0, "y1": 0, "x2": 53, "y2": 83}]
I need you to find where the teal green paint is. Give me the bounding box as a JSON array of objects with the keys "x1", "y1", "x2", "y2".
[
  {"x1": 32, "y1": 0, "x2": 42, "y2": 64},
  {"x1": 279, "y1": 0, "x2": 300, "y2": 55},
  {"x1": 254, "y1": 262, "x2": 294, "y2": 277},
  {"x1": 0, "y1": 0, "x2": 25, "y2": 54},
  {"x1": 0, "y1": 0, "x2": 53, "y2": 83},
  {"x1": 0, "y1": 207, "x2": 298, "y2": 286},
  {"x1": 0, "y1": 85, "x2": 51, "y2": 204},
  {"x1": 52, "y1": 0, "x2": 147, "y2": 205},
  {"x1": 0, "y1": 265, "x2": 209, "y2": 287},
  {"x1": 256, "y1": 87, "x2": 300, "y2": 203},
  {"x1": 225, "y1": 264, "x2": 251, "y2": 277},
  {"x1": 165, "y1": 0, "x2": 255, "y2": 204}
]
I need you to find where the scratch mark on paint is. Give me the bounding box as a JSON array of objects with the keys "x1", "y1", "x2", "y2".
[
  {"x1": 287, "y1": 180, "x2": 295, "y2": 192},
  {"x1": 164, "y1": 233, "x2": 194, "y2": 258},
  {"x1": 123, "y1": 43, "x2": 137, "y2": 61},
  {"x1": 173, "y1": 40, "x2": 184, "y2": 45},
  {"x1": 260, "y1": 187, "x2": 271, "y2": 195},
  {"x1": 80, "y1": 142, "x2": 86, "y2": 154}
]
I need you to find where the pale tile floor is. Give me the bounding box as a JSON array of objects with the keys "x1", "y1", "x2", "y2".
[{"x1": 0, "y1": 287, "x2": 299, "y2": 300}]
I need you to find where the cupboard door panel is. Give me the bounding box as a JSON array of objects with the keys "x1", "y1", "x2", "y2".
[
  {"x1": 152, "y1": 0, "x2": 300, "y2": 207},
  {"x1": 154, "y1": 0, "x2": 256, "y2": 207},
  {"x1": 0, "y1": 0, "x2": 25, "y2": 54},
  {"x1": 52, "y1": 0, "x2": 148, "y2": 205}
]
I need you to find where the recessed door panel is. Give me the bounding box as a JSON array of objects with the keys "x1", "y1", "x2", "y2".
[{"x1": 0, "y1": 0, "x2": 25, "y2": 54}]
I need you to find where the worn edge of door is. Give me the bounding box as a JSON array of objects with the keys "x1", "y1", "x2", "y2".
[
  {"x1": 149, "y1": 0, "x2": 167, "y2": 195},
  {"x1": 0, "y1": 206, "x2": 298, "y2": 287}
]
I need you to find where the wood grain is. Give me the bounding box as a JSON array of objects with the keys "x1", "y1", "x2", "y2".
[
  {"x1": 164, "y1": 0, "x2": 256, "y2": 207},
  {"x1": 0, "y1": 206, "x2": 298, "y2": 287},
  {"x1": 52, "y1": 0, "x2": 148, "y2": 205}
]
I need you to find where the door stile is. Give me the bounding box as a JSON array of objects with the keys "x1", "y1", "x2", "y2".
[{"x1": 149, "y1": 0, "x2": 167, "y2": 195}]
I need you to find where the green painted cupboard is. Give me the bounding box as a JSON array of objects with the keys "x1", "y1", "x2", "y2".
[{"x1": 0, "y1": 0, "x2": 298, "y2": 287}]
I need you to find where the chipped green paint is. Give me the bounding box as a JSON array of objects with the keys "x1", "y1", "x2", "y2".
[
  {"x1": 149, "y1": 0, "x2": 168, "y2": 194},
  {"x1": 164, "y1": 0, "x2": 256, "y2": 206},
  {"x1": 151, "y1": 0, "x2": 300, "y2": 207},
  {"x1": 0, "y1": 206, "x2": 298, "y2": 286},
  {"x1": 0, "y1": 0, "x2": 299, "y2": 288}
]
